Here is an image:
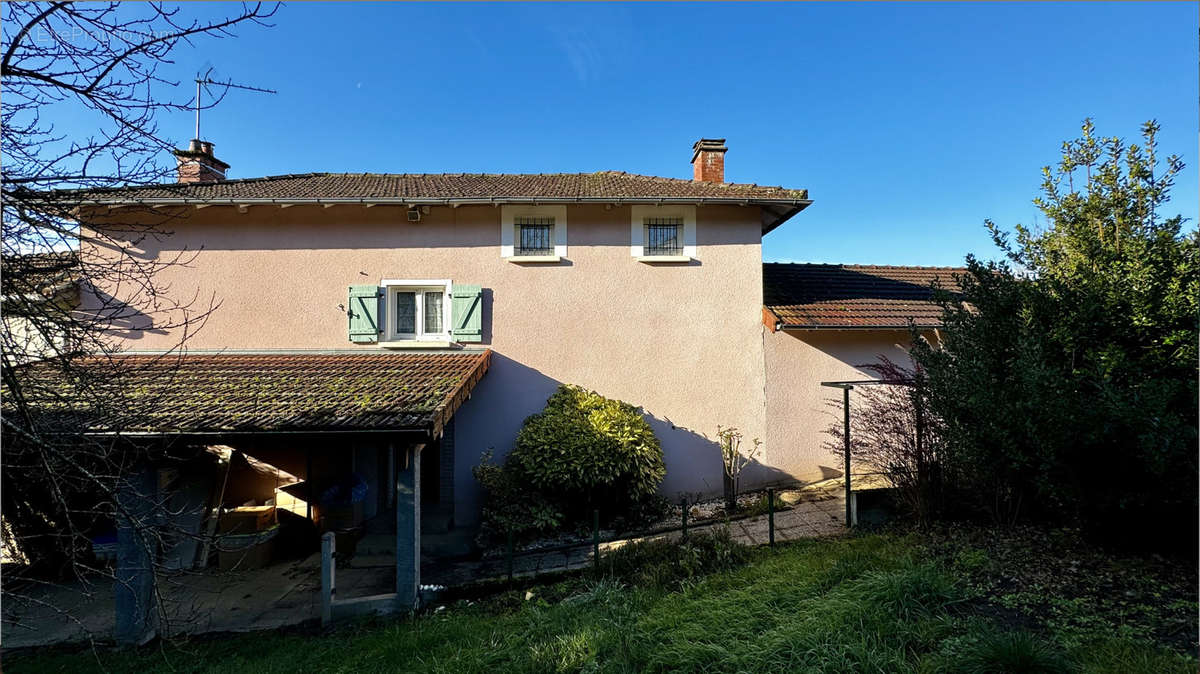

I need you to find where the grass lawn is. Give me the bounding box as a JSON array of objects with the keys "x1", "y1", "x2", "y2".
[{"x1": 7, "y1": 526, "x2": 1196, "y2": 673}]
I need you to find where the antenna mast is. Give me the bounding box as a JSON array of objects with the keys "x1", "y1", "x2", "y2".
[{"x1": 193, "y1": 72, "x2": 277, "y2": 140}]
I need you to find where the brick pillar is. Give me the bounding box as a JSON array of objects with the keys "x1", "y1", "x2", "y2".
[
  {"x1": 439, "y1": 418, "x2": 455, "y2": 528},
  {"x1": 395, "y1": 444, "x2": 421, "y2": 610},
  {"x1": 115, "y1": 462, "x2": 158, "y2": 645}
]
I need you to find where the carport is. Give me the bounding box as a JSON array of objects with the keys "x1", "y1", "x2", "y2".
[{"x1": 18, "y1": 350, "x2": 491, "y2": 644}]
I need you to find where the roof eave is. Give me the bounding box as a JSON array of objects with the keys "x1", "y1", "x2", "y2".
[
  {"x1": 74, "y1": 195, "x2": 814, "y2": 209},
  {"x1": 80, "y1": 428, "x2": 435, "y2": 439},
  {"x1": 776, "y1": 323, "x2": 942, "y2": 331},
  {"x1": 760, "y1": 200, "x2": 813, "y2": 235}
]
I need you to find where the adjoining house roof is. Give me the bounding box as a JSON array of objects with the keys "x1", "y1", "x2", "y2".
[
  {"x1": 1, "y1": 250, "x2": 81, "y2": 304},
  {"x1": 763, "y1": 263, "x2": 966, "y2": 330},
  {"x1": 67, "y1": 171, "x2": 811, "y2": 234},
  {"x1": 12, "y1": 351, "x2": 491, "y2": 437}
]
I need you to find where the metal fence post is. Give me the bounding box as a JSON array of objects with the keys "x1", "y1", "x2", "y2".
[
  {"x1": 844, "y1": 386, "x2": 853, "y2": 528},
  {"x1": 592, "y1": 509, "x2": 600, "y2": 570},
  {"x1": 768, "y1": 488, "x2": 775, "y2": 548}
]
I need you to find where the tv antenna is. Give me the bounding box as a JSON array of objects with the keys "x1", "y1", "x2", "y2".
[{"x1": 193, "y1": 69, "x2": 277, "y2": 140}]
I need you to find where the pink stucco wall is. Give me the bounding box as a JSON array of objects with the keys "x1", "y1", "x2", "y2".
[
  {"x1": 762, "y1": 328, "x2": 930, "y2": 485},
  {"x1": 82, "y1": 204, "x2": 768, "y2": 522}
]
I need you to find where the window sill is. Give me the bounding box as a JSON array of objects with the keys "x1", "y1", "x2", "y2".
[
  {"x1": 506, "y1": 255, "x2": 561, "y2": 263},
  {"x1": 380, "y1": 340, "x2": 454, "y2": 349},
  {"x1": 636, "y1": 255, "x2": 693, "y2": 263}
]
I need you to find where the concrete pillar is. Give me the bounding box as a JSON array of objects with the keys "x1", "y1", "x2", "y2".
[
  {"x1": 395, "y1": 443, "x2": 422, "y2": 610},
  {"x1": 320, "y1": 531, "x2": 335, "y2": 626},
  {"x1": 115, "y1": 462, "x2": 158, "y2": 646}
]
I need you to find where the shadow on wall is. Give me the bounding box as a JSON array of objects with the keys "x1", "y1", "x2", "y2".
[
  {"x1": 117, "y1": 204, "x2": 766, "y2": 253},
  {"x1": 77, "y1": 284, "x2": 173, "y2": 340},
  {"x1": 451, "y1": 352, "x2": 805, "y2": 525},
  {"x1": 479, "y1": 287, "x2": 494, "y2": 344},
  {"x1": 739, "y1": 458, "x2": 843, "y2": 491}
]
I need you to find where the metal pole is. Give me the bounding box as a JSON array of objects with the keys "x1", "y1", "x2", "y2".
[
  {"x1": 844, "y1": 386, "x2": 852, "y2": 527},
  {"x1": 195, "y1": 80, "x2": 201, "y2": 140},
  {"x1": 681, "y1": 498, "x2": 688, "y2": 540},
  {"x1": 767, "y1": 488, "x2": 775, "y2": 548},
  {"x1": 592, "y1": 509, "x2": 600, "y2": 570}
]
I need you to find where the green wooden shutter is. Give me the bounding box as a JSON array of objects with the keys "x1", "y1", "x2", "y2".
[
  {"x1": 451, "y1": 284, "x2": 483, "y2": 343},
  {"x1": 348, "y1": 285, "x2": 382, "y2": 343}
]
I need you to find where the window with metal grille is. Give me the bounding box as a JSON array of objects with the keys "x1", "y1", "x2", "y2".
[
  {"x1": 644, "y1": 217, "x2": 683, "y2": 255},
  {"x1": 515, "y1": 216, "x2": 555, "y2": 256}
]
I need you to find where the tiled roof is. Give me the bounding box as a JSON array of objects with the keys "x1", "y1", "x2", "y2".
[
  {"x1": 74, "y1": 171, "x2": 809, "y2": 203},
  {"x1": 1, "y1": 251, "x2": 81, "y2": 301},
  {"x1": 69, "y1": 171, "x2": 810, "y2": 233},
  {"x1": 763, "y1": 263, "x2": 966, "y2": 329},
  {"x1": 13, "y1": 351, "x2": 491, "y2": 435}
]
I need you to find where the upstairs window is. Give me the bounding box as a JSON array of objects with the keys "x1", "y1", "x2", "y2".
[
  {"x1": 630, "y1": 205, "x2": 696, "y2": 261},
  {"x1": 501, "y1": 205, "x2": 567, "y2": 261},
  {"x1": 515, "y1": 217, "x2": 555, "y2": 256},
  {"x1": 643, "y1": 217, "x2": 684, "y2": 256}
]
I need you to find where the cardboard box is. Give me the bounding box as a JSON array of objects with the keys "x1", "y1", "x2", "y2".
[{"x1": 219, "y1": 505, "x2": 276, "y2": 535}]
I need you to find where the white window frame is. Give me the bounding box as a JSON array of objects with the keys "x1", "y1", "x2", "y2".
[
  {"x1": 501, "y1": 205, "x2": 567, "y2": 262},
  {"x1": 380, "y1": 279, "x2": 452, "y2": 344},
  {"x1": 630, "y1": 205, "x2": 696, "y2": 262}
]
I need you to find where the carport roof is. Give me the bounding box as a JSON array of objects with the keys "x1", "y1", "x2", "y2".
[{"x1": 11, "y1": 351, "x2": 491, "y2": 437}]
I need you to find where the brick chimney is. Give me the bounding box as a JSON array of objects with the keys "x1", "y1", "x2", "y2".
[
  {"x1": 691, "y1": 138, "x2": 727, "y2": 183},
  {"x1": 172, "y1": 139, "x2": 229, "y2": 183}
]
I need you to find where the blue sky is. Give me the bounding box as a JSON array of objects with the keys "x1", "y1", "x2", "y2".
[{"x1": 77, "y1": 3, "x2": 1200, "y2": 265}]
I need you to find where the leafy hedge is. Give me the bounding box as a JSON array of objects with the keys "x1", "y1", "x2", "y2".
[
  {"x1": 475, "y1": 385, "x2": 666, "y2": 538},
  {"x1": 910, "y1": 120, "x2": 1198, "y2": 553}
]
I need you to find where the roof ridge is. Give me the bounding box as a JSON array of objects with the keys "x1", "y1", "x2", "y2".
[
  {"x1": 69, "y1": 170, "x2": 807, "y2": 191},
  {"x1": 189, "y1": 172, "x2": 332, "y2": 186}
]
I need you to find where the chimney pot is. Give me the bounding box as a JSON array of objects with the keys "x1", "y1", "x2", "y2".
[
  {"x1": 691, "y1": 138, "x2": 727, "y2": 183},
  {"x1": 173, "y1": 138, "x2": 229, "y2": 184}
]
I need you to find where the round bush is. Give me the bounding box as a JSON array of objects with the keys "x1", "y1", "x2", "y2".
[{"x1": 508, "y1": 385, "x2": 665, "y2": 521}]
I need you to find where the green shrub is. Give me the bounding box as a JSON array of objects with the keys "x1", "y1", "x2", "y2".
[
  {"x1": 472, "y1": 450, "x2": 562, "y2": 537},
  {"x1": 911, "y1": 121, "x2": 1198, "y2": 549},
  {"x1": 507, "y1": 385, "x2": 665, "y2": 524},
  {"x1": 601, "y1": 527, "x2": 748, "y2": 589}
]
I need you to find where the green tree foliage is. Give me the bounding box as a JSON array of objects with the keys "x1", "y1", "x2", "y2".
[
  {"x1": 912, "y1": 120, "x2": 1198, "y2": 550},
  {"x1": 476, "y1": 385, "x2": 666, "y2": 538}
]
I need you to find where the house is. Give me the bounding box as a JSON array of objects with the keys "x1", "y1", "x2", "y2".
[
  {"x1": 37, "y1": 137, "x2": 960, "y2": 635},
  {"x1": 1, "y1": 251, "x2": 82, "y2": 361}
]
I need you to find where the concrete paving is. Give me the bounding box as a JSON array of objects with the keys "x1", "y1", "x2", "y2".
[{"x1": 2, "y1": 491, "x2": 848, "y2": 649}]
